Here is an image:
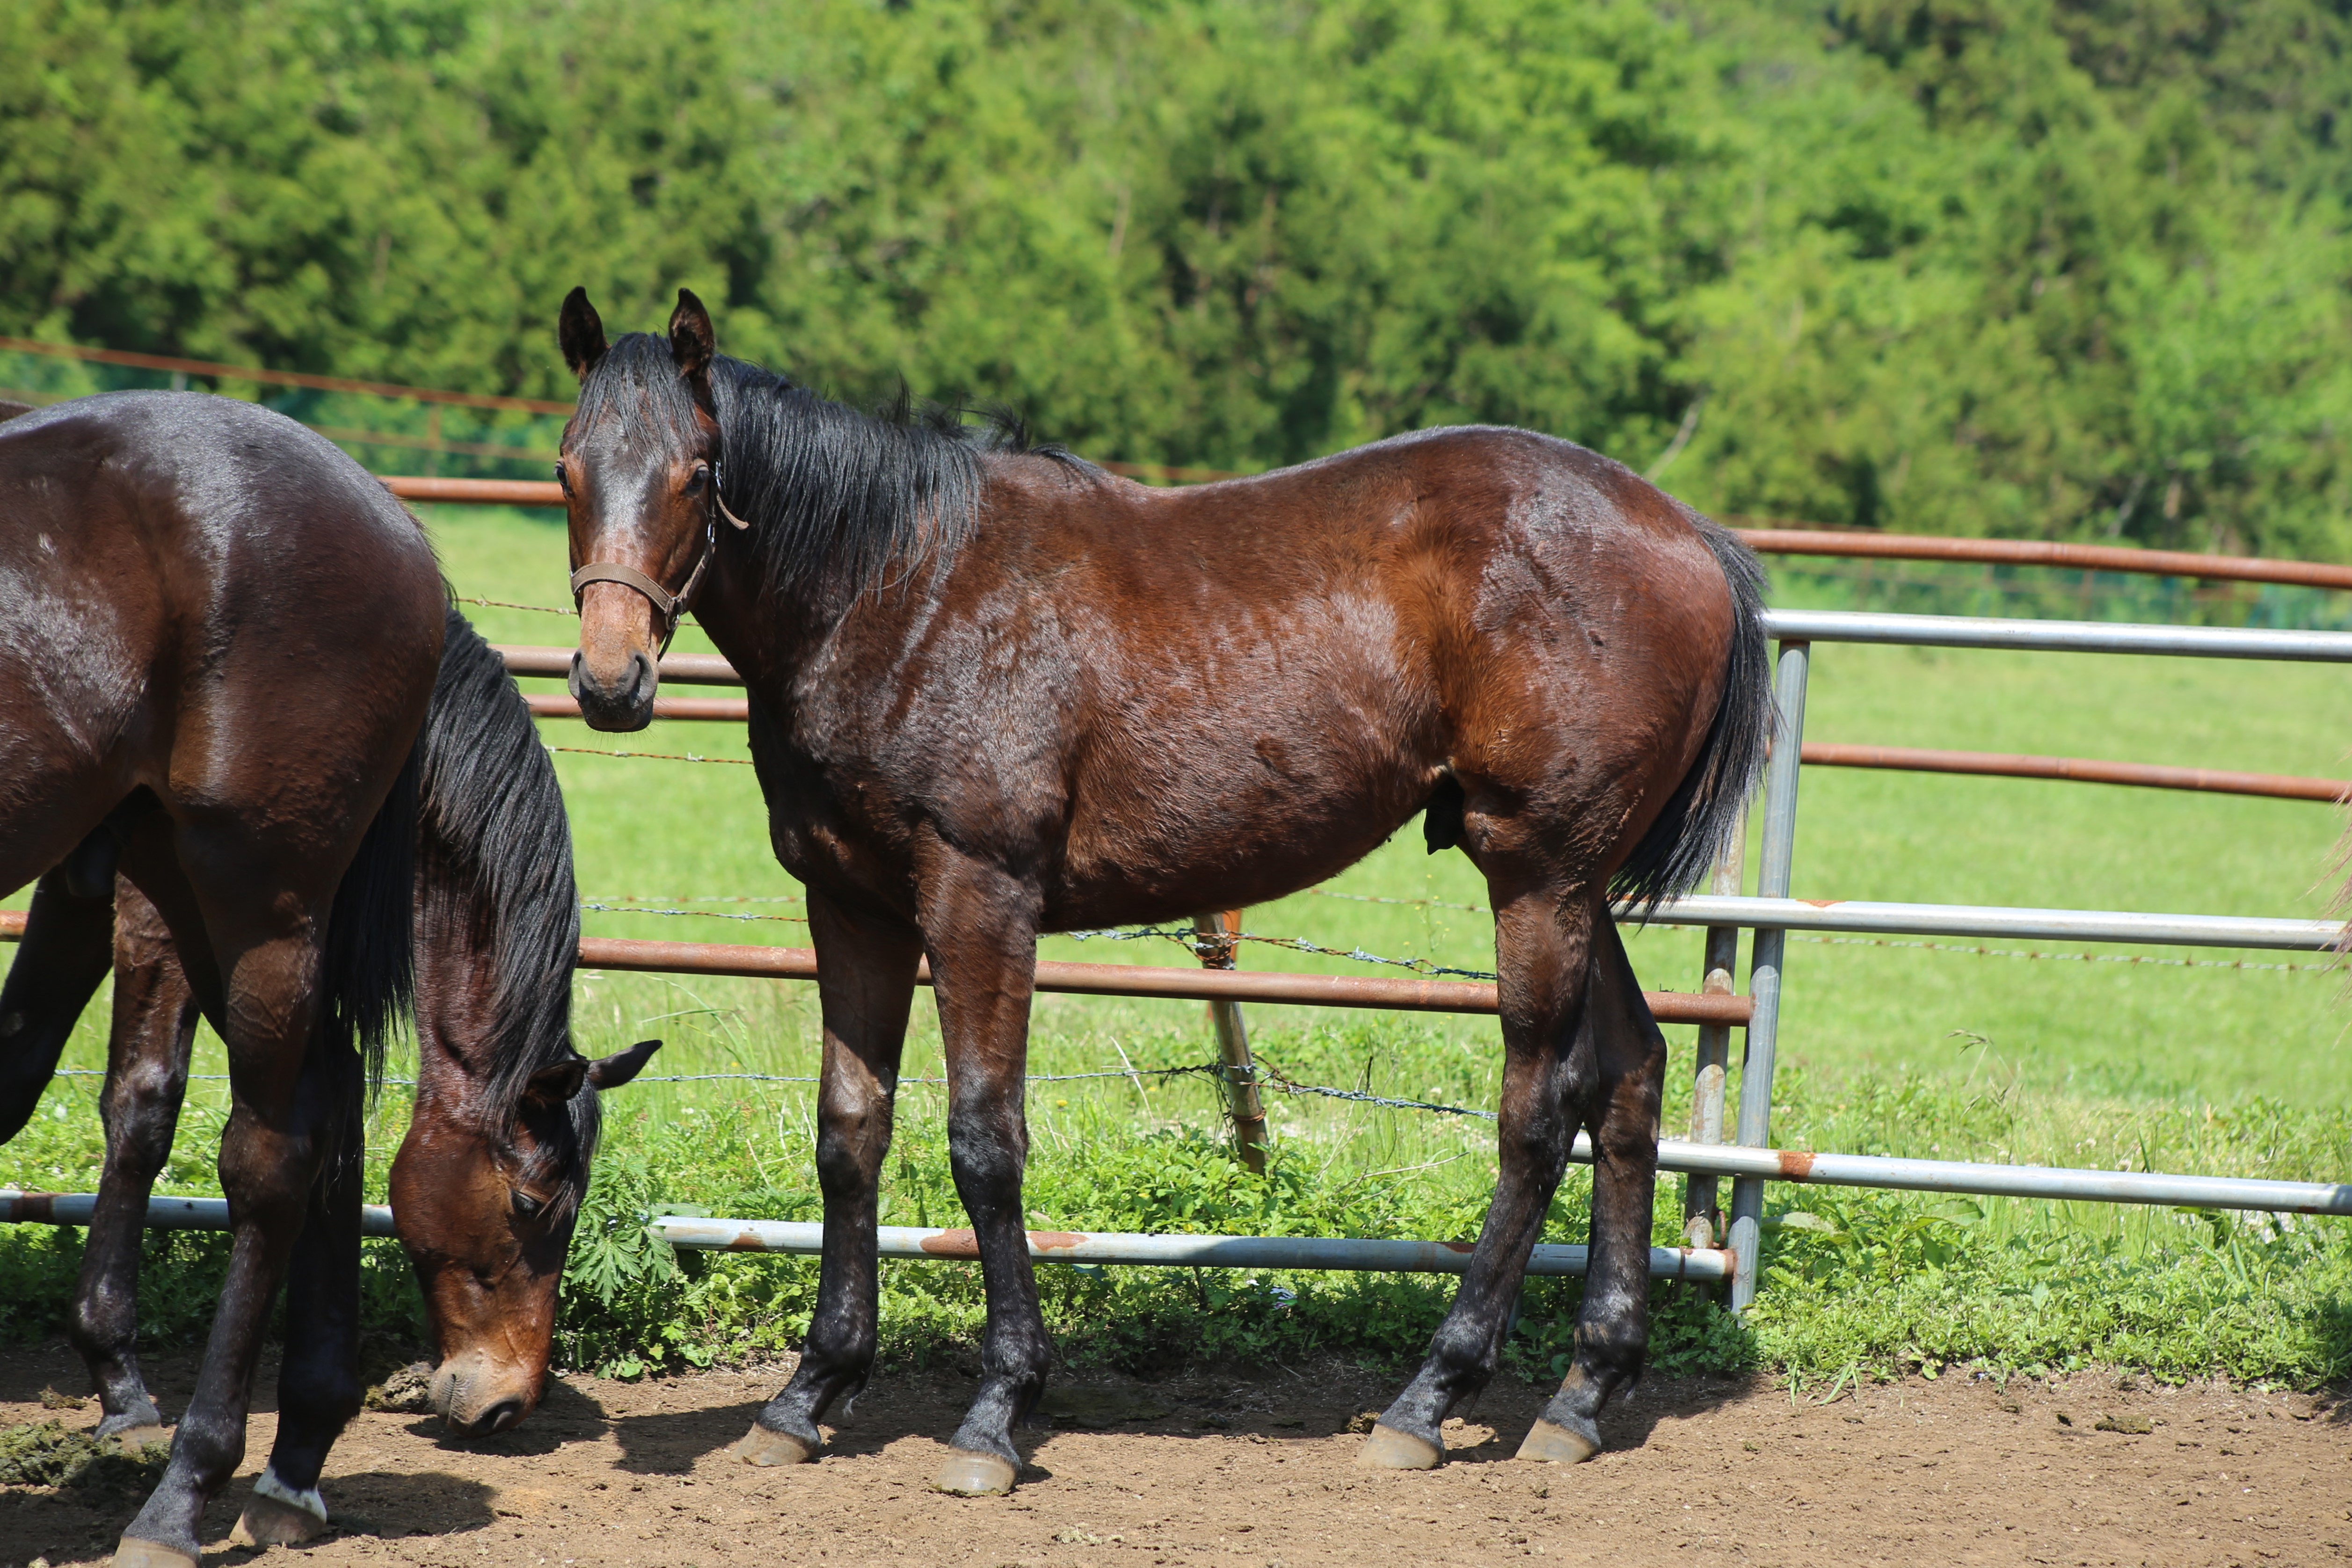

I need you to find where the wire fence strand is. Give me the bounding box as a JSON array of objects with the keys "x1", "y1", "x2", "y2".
[
  {"x1": 547, "y1": 745, "x2": 755, "y2": 766},
  {"x1": 457, "y1": 595, "x2": 575, "y2": 617}
]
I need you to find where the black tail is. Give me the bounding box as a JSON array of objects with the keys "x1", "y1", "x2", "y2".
[
  {"x1": 320, "y1": 739, "x2": 421, "y2": 1092},
  {"x1": 1609, "y1": 515, "x2": 1774, "y2": 920}
]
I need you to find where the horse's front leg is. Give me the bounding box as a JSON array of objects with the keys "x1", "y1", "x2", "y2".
[
  {"x1": 922, "y1": 859, "x2": 1047, "y2": 1496},
  {"x1": 75, "y1": 878, "x2": 198, "y2": 1448},
  {"x1": 1519, "y1": 918, "x2": 1668, "y2": 1465},
  {"x1": 738, "y1": 893, "x2": 921, "y2": 1466},
  {"x1": 1363, "y1": 889, "x2": 1595, "y2": 1470}
]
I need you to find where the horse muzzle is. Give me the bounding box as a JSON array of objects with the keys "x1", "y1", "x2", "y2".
[
  {"x1": 430, "y1": 1352, "x2": 537, "y2": 1438},
  {"x1": 569, "y1": 646, "x2": 656, "y2": 732}
]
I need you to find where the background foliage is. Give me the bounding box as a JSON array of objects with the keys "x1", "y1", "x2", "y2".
[{"x1": 8, "y1": 0, "x2": 2352, "y2": 553}]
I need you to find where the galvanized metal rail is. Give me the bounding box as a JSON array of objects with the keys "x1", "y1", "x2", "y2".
[
  {"x1": 649, "y1": 1217, "x2": 1735, "y2": 1280},
  {"x1": 1643, "y1": 896, "x2": 2341, "y2": 952},
  {"x1": 1704, "y1": 608, "x2": 2352, "y2": 1306},
  {"x1": 0, "y1": 1191, "x2": 400, "y2": 1238},
  {"x1": 1761, "y1": 608, "x2": 2352, "y2": 661}
]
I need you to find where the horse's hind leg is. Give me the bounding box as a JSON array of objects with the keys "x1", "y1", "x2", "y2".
[
  {"x1": 1518, "y1": 917, "x2": 1667, "y2": 1465},
  {"x1": 113, "y1": 842, "x2": 341, "y2": 1568},
  {"x1": 0, "y1": 867, "x2": 116, "y2": 1140},
  {"x1": 1362, "y1": 886, "x2": 1596, "y2": 1470},
  {"x1": 739, "y1": 894, "x2": 921, "y2": 1465},
  {"x1": 74, "y1": 877, "x2": 198, "y2": 1447},
  {"x1": 234, "y1": 1046, "x2": 363, "y2": 1546}
]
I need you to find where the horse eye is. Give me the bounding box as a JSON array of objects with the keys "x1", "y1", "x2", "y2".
[
  {"x1": 683, "y1": 464, "x2": 709, "y2": 496},
  {"x1": 510, "y1": 1190, "x2": 546, "y2": 1220},
  {"x1": 553, "y1": 463, "x2": 573, "y2": 498}
]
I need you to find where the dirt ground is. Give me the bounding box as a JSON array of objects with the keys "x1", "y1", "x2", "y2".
[{"x1": 0, "y1": 1341, "x2": 2345, "y2": 1568}]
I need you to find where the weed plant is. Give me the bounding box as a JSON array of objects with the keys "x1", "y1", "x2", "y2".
[{"x1": 3, "y1": 506, "x2": 2349, "y2": 1392}]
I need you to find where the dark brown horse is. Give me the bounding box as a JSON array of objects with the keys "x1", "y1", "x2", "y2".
[
  {"x1": 0, "y1": 394, "x2": 621, "y2": 1568},
  {"x1": 0, "y1": 609, "x2": 658, "y2": 1472},
  {"x1": 557, "y1": 290, "x2": 1769, "y2": 1494}
]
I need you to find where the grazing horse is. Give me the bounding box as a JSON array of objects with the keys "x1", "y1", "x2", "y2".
[
  {"x1": 0, "y1": 610, "x2": 659, "y2": 1487},
  {"x1": 556, "y1": 289, "x2": 1769, "y2": 1494},
  {"x1": 0, "y1": 393, "x2": 610, "y2": 1568}
]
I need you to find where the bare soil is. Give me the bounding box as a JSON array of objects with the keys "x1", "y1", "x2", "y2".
[{"x1": 0, "y1": 1342, "x2": 2345, "y2": 1567}]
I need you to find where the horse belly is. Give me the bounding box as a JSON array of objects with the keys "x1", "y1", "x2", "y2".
[{"x1": 1049, "y1": 711, "x2": 1432, "y2": 929}]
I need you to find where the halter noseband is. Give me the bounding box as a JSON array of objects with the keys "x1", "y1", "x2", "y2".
[{"x1": 567, "y1": 462, "x2": 745, "y2": 655}]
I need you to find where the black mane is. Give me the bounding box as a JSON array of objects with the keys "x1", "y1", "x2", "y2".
[
  {"x1": 415, "y1": 605, "x2": 597, "y2": 1206},
  {"x1": 583, "y1": 333, "x2": 1089, "y2": 604}
]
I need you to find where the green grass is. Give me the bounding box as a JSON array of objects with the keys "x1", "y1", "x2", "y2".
[{"x1": 4, "y1": 501, "x2": 2350, "y2": 1390}]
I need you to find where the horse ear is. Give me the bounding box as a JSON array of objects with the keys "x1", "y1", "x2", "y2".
[
  {"x1": 669, "y1": 289, "x2": 716, "y2": 382},
  {"x1": 559, "y1": 287, "x2": 607, "y2": 379},
  {"x1": 588, "y1": 1038, "x2": 663, "y2": 1092},
  {"x1": 523, "y1": 1056, "x2": 590, "y2": 1107}
]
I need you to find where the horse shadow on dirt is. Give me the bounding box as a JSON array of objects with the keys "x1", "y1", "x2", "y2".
[
  {"x1": 399, "y1": 1375, "x2": 612, "y2": 1458},
  {"x1": 591, "y1": 1351, "x2": 1755, "y2": 1477},
  {"x1": 611, "y1": 1397, "x2": 773, "y2": 1475},
  {"x1": 276, "y1": 1470, "x2": 498, "y2": 1546}
]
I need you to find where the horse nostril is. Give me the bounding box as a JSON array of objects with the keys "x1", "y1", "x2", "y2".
[
  {"x1": 459, "y1": 1397, "x2": 526, "y2": 1437},
  {"x1": 568, "y1": 649, "x2": 590, "y2": 703}
]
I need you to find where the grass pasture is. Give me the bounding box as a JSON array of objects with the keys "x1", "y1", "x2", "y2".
[{"x1": 4, "y1": 502, "x2": 2351, "y2": 1391}]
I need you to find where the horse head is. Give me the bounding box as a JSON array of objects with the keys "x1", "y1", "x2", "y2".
[
  {"x1": 558, "y1": 287, "x2": 732, "y2": 731},
  {"x1": 389, "y1": 1037, "x2": 661, "y2": 1436}
]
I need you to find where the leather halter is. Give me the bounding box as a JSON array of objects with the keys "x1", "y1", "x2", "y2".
[{"x1": 568, "y1": 463, "x2": 742, "y2": 654}]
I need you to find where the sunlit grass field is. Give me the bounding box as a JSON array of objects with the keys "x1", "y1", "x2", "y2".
[{"x1": 5, "y1": 501, "x2": 2350, "y2": 1387}]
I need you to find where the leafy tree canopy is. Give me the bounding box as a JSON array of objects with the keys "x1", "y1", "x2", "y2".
[{"x1": 6, "y1": 0, "x2": 2351, "y2": 555}]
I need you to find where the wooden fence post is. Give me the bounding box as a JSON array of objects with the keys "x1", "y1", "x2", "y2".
[
  {"x1": 1681, "y1": 812, "x2": 1747, "y2": 1252},
  {"x1": 1193, "y1": 910, "x2": 1272, "y2": 1173}
]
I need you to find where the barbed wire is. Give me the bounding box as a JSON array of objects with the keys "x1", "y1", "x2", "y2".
[
  {"x1": 579, "y1": 902, "x2": 809, "y2": 925},
  {"x1": 587, "y1": 894, "x2": 807, "y2": 906},
  {"x1": 457, "y1": 595, "x2": 575, "y2": 617},
  {"x1": 1255, "y1": 1059, "x2": 1494, "y2": 1120},
  {"x1": 1309, "y1": 887, "x2": 1493, "y2": 916},
  {"x1": 45, "y1": 1063, "x2": 1235, "y2": 1090},
  {"x1": 1065, "y1": 922, "x2": 1499, "y2": 981},
  {"x1": 546, "y1": 745, "x2": 754, "y2": 766}
]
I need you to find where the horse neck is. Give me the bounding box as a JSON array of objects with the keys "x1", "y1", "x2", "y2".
[
  {"x1": 409, "y1": 872, "x2": 508, "y2": 1103},
  {"x1": 691, "y1": 531, "x2": 894, "y2": 696},
  {"x1": 404, "y1": 784, "x2": 578, "y2": 1111}
]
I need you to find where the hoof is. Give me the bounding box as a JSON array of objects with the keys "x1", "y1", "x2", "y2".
[
  {"x1": 112, "y1": 1537, "x2": 198, "y2": 1568},
  {"x1": 232, "y1": 1492, "x2": 331, "y2": 1547},
  {"x1": 733, "y1": 1423, "x2": 818, "y2": 1467},
  {"x1": 1515, "y1": 1416, "x2": 1601, "y2": 1465},
  {"x1": 111, "y1": 1424, "x2": 172, "y2": 1456},
  {"x1": 1354, "y1": 1422, "x2": 1442, "y2": 1470},
  {"x1": 932, "y1": 1448, "x2": 1018, "y2": 1496}
]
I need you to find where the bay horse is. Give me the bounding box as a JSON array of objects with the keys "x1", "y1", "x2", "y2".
[
  {"x1": 557, "y1": 289, "x2": 1769, "y2": 1495},
  {"x1": 0, "y1": 608, "x2": 659, "y2": 1465},
  {"x1": 0, "y1": 396, "x2": 636, "y2": 1567}
]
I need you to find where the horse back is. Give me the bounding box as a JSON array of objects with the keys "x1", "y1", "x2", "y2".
[{"x1": 809, "y1": 427, "x2": 1740, "y2": 926}]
